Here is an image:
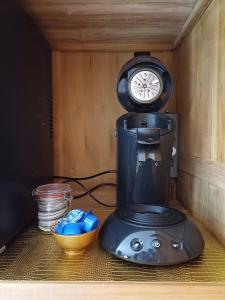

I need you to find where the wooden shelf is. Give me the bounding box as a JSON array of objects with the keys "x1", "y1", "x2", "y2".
[{"x1": 0, "y1": 192, "x2": 225, "y2": 299}]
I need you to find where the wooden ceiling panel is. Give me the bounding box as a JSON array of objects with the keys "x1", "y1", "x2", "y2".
[{"x1": 19, "y1": 0, "x2": 211, "y2": 51}]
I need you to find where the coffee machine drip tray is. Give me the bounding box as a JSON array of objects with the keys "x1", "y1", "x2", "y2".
[{"x1": 99, "y1": 205, "x2": 205, "y2": 266}]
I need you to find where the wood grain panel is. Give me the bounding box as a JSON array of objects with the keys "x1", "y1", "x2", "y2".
[
  {"x1": 19, "y1": 0, "x2": 199, "y2": 50},
  {"x1": 178, "y1": 155, "x2": 225, "y2": 246},
  {"x1": 53, "y1": 51, "x2": 176, "y2": 181},
  {"x1": 177, "y1": 0, "x2": 219, "y2": 160},
  {"x1": 52, "y1": 42, "x2": 173, "y2": 52},
  {"x1": 176, "y1": 0, "x2": 225, "y2": 246},
  {"x1": 178, "y1": 170, "x2": 225, "y2": 247},
  {"x1": 173, "y1": 0, "x2": 213, "y2": 48},
  {"x1": 218, "y1": 0, "x2": 225, "y2": 162},
  {"x1": 2, "y1": 282, "x2": 225, "y2": 300},
  {"x1": 179, "y1": 155, "x2": 225, "y2": 191}
]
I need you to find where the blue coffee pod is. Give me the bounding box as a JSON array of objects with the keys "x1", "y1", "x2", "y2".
[
  {"x1": 82, "y1": 209, "x2": 93, "y2": 221},
  {"x1": 60, "y1": 217, "x2": 69, "y2": 225},
  {"x1": 63, "y1": 222, "x2": 84, "y2": 235},
  {"x1": 67, "y1": 209, "x2": 84, "y2": 223},
  {"x1": 83, "y1": 214, "x2": 99, "y2": 232},
  {"x1": 55, "y1": 223, "x2": 64, "y2": 235}
]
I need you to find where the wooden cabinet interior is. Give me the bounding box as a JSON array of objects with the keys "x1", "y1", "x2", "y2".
[{"x1": 16, "y1": 0, "x2": 225, "y2": 247}]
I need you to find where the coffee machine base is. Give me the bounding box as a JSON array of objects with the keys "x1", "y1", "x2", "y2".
[{"x1": 99, "y1": 205, "x2": 204, "y2": 266}]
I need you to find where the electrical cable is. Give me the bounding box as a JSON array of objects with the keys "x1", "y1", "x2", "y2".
[
  {"x1": 53, "y1": 171, "x2": 117, "y2": 208},
  {"x1": 64, "y1": 179, "x2": 116, "y2": 208},
  {"x1": 54, "y1": 170, "x2": 116, "y2": 181},
  {"x1": 72, "y1": 182, "x2": 116, "y2": 199}
]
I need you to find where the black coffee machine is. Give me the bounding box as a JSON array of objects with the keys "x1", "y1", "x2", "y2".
[{"x1": 99, "y1": 53, "x2": 204, "y2": 266}]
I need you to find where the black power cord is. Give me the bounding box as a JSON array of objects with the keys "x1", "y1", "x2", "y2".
[
  {"x1": 72, "y1": 182, "x2": 116, "y2": 199},
  {"x1": 54, "y1": 170, "x2": 116, "y2": 181},
  {"x1": 53, "y1": 170, "x2": 117, "y2": 208}
]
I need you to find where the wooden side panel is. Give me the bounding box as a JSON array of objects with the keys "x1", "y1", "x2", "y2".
[
  {"x1": 177, "y1": 0, "x2": 225, "y2": 246},
  {"x1": 177, "y1": 0, "x2": 219, "y2": 160},
  {"x1": 218, "y1": 0, "x2": 225, "y2": 162},
  {"x1": 53, "y1": 51, "x2": 176, "y2": 181},
  {"x1": 178, "y1": 170, "x2": 225, "y2": 247}
]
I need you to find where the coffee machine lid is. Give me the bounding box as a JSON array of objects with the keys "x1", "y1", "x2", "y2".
[{"x1": 117, "y1": 52, "x2": 172, "y2": 112}]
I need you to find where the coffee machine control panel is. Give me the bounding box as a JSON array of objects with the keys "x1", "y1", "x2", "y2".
[{"x1": 115, "y1": 230, "x2": 188, "y2": 265}]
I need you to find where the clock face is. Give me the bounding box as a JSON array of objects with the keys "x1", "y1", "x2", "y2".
[{"x1": 128, "y1": 69, "x2": 163, "y2": 104}]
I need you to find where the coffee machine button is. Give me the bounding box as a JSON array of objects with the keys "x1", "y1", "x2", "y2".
[
  {"x1": 171, "y1": 241, "x2": 180, "y2": 249},
  {"x1": 130, "y1": 238, "x2": 143, "y2": 252},
  {"x1": 152, "y1": 239, "x2": 161, "y2": 249}
]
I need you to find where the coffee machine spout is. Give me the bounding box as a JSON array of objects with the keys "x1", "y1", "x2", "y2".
[{"x1": 137, "y1": 128, "x2": 162, "y2": 162}]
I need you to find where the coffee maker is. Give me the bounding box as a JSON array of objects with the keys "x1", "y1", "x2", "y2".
[{"x1": 99, "y1": 53, "x2": 204, "y2": 266}]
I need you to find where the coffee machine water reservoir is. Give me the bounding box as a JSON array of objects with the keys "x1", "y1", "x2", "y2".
[{"x1": 99, "y1": 53, "x2": 204, "y2": 266}]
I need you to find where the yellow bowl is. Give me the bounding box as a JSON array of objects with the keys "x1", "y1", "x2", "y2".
[{"x1": 51, "y1": 226, "x2": 98, "y2": 255}]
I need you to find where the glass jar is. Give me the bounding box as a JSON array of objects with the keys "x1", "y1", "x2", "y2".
[{"x1": 33, "y1": 183, "x2": 72, "y2": 232}]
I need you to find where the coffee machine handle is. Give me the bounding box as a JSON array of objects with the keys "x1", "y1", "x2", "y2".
[{"x1": 137, "y1": 128, "x2": 162, "y2": 162}]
